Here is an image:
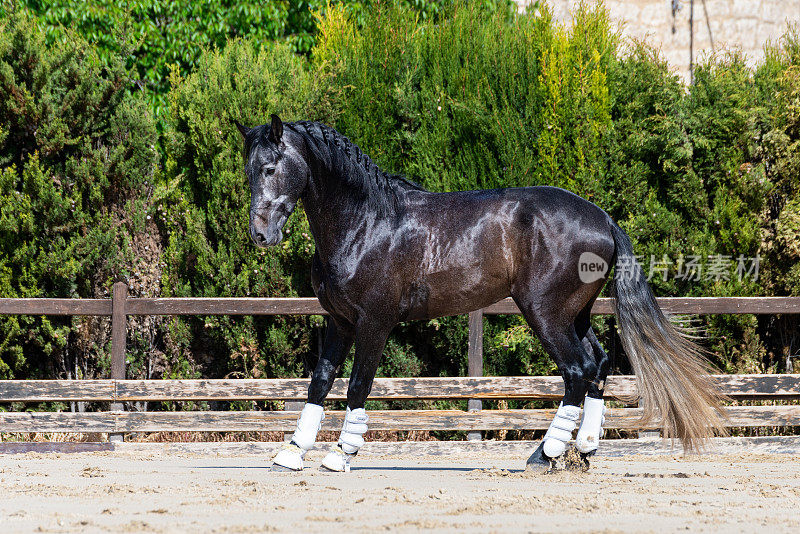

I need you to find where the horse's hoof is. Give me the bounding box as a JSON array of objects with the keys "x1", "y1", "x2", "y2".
[
  {"x1": 564, "y1": 445, "x2": 593, "y2": 472},
  {"x1": 320, "y1": 445, "x2": 354, "y2": 473},
  {"x1": 525, "y1": 441, "x2": 558, "y2": 473},
  {"x1": 271, "y1": 442, "x2": 305, "y2": 472},
  {"x1": 578, "y1": 452, "x2": 592, "y2": 472},
  {"x1": 525, "y1": 459, "x2": 557, "y2": 474}
]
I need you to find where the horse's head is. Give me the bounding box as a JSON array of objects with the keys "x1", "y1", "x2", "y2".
[{"x1": 236, "y1": 114, "x2": 308, "y2": 247}]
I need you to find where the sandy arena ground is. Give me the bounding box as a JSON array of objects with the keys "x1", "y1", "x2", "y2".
[{"x1": 1, "y1": 445, "x2": 799, "y2": 533}]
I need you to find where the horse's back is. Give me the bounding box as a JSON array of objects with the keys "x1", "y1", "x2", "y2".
[{"x1": 406, "y1": 185, "x2": 613, "y2": 256}]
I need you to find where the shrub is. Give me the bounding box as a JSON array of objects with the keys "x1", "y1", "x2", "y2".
[
  {"x1": 0, "y1": 12, "x2": 158, "y2": 379},
  {"x1": 10, "y1": 0, "x2": 455, "y2": 129},
  {"x1": 162, "y1": 39, "x2": 331, "y2": 379}
]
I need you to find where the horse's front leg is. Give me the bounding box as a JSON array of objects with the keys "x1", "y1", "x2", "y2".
[
  {"x1": 271, "y1": 319, "x2": 354, "y2": 472},
  {"x1": 321, "y1": 321, "x2": 390, "y2": 472}
]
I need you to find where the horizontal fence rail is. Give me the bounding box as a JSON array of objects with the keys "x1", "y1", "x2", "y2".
[
  {"x1": 1, "y1": 287, "x2": 799, "y2": 441},
  {"x1": 2, "y1": 296, "x2": 800, "y2": 316},
  {"x1": 2, "y1": 375, "x2": 800, "y2": 403},
  {"x1": 1, "y1": 406, "x2": 799, "y2": 434}
]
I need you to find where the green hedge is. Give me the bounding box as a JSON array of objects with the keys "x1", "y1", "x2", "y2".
[
  {"x1": 8, "y1": 0, "x2": 455, "y2": 130},
  {"x1": 1, "y1": 1, "x2": 799, "y2": 386},
  {"x1": 160, "y1": 39, "x2": 330, "y2": 380},
  {"x1": 0, "y1": 12, "x2": 158, "y2": 379}
]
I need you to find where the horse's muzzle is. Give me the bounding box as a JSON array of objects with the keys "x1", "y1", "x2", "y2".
[
  {"x1": 249, "y1": 210, "x2": 288, "y2": 248},
  {"x1": 249, "y1": 199, "x2": 295, "y2": 248},
  {"x1": 251, "y1": 227, "x2": 282, "y2": 248}
]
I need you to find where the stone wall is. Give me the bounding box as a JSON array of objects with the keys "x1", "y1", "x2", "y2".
[{"x1": 517, "y1": 1, "x2": 800, "y2": 80}]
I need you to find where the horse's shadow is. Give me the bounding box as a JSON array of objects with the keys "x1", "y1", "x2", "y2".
[{"x1": 193, "y1": 465, "x2": 503, "y2": 472}]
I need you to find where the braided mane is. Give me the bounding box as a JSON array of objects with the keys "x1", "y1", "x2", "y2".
[{"x1": 289, "y1": 121, "x2": 425, "y2": 214}]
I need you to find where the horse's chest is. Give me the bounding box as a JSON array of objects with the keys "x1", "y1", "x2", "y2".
[
  {"x1": 311, "y1": 256, "x2": 356, "y2": 316},
  {"x1": 311, "y1": 256, "x2": 333, "y2": 303}
]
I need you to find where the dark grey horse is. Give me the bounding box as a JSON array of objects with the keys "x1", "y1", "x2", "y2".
[{"x1": 236, "y1": 115, "x2": 725, "y2": 473}]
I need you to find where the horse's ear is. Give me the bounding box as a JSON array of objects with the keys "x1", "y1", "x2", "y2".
[
  {"x1": 233, "y1": 120, "x2": 250, "y2": 139},
  {"x1": 268, "y1": 114, "x2": 284, "y2": 144}
]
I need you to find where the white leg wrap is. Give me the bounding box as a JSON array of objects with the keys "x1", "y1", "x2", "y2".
[
  {"x1": 320, "y1": 407, "x2": 368, "y2": 472},
  {"x1": 543, "y1": 403, "x2": 581, "y2": 458},
  {"x1": 575, "y1": 396, "x2": 606, "y2": 454},
  {"x1": 290, "y1": 403, "x2": 325, "y2": 450},
  {"x1": 338, "y1": 407, "x2": 368, "y2": 454},
  {"x1": 272, "y1": 403, "x2": 324, "y2": 471}
]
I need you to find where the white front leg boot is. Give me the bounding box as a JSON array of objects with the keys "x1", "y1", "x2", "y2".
[
  {"x1": 321, "y1": 407, "x2": 368, "y2": 472},
  {"x1": 575, "y1": 396, "x2": 606, "y2": 454},
  {"x1": 272, "y1": 403, "x2": 324, "y2": 471},
  {"x1": 542, "y1": 403, "x2": 581, "y2": 458}
]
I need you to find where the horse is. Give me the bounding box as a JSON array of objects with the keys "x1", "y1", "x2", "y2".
[{"x1": 235, "y1": 114, "x2": 726, "y2": 473}]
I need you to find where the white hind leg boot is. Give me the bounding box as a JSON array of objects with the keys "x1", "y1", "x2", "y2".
[
  {"x1": 543, "y1": 403, "x2": 581, "y2": 458},
  {"x1": 272, "y1": 403, "x2": 324, "y2": 471},
  {"x1": 575, "y1": 396, "x2": 606, "y2": 454},
  {"x1": 321, "y1": 407, "x2": 368, "y2": 472}
]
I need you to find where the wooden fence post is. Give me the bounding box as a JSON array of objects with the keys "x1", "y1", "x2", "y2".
[
  {"x1": 467, "y1": 309, "x2": 484, "y2": 441},
  {"x1": 109, "y1": 281, "x2": 128, "y2": 443}
]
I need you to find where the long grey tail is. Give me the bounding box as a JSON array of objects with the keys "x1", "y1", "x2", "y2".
[{"x1": 609, "y1": 221, "x2": 727, "y2": 450}]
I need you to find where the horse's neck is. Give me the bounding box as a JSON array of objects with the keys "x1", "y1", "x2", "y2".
[{"x1": 302, "y1": 171, "x2": 391, "y2": 261}]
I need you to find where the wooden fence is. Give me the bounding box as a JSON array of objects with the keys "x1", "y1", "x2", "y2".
[{"x1": 1, "y1": 283, "x2": 799, "y2": 441}]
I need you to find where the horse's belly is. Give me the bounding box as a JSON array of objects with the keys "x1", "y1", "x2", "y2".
[{"x1": 401, "y1": 268, "x2": 509, "y2": 320}]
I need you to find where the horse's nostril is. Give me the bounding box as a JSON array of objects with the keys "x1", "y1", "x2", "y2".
[{"x1": 252, "y1": 230, "x2": 267, "y2": 246}]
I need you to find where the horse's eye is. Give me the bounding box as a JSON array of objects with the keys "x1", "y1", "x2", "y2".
[{"x1": 262, "y1": 165, "x2": 276, "y2": 176}]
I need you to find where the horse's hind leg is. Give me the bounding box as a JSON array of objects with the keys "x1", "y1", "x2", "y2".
[
  {"x1": 515, "y1": 303, "x2": 598, "y2": 472},
  {"x1": 574, "y1": 326, "x2": 610, "y2": 463},
  {"x1": 272, "y1": 318, "x2": 354, "y2": 472}
]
